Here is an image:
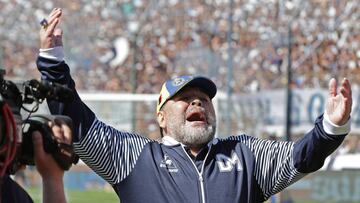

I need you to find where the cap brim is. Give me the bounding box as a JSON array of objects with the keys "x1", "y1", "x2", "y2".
[{"x1": 183, "y1": 77, "x2": 217, "y2": 99}]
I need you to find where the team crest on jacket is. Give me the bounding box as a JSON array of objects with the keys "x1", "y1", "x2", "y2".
[
  {"x1": 216, "y1": 151, "x2": 243, "y2": 172},
  {"x1": 160, "y1": 154, "x2": 179, "y2": 173}
]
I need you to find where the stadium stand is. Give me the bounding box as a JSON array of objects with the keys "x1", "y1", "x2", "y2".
[
  {"x1": 0, "y1": 0, "x2": 358, "y2": 93},
  {"x1": 2, "y1": 2, "x2": 359, "y2": 201}
]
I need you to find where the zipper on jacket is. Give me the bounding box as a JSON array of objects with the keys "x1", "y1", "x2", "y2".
[{"x1": 181, "y1": 146, "x2": 211, "y2": 203}]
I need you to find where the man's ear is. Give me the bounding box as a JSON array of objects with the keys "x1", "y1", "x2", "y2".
[{"x1": 157, "y1": 111, "x2": 166, "y2": 128}]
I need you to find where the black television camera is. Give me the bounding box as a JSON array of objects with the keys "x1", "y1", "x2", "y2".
[{"x1": 0, "y1": 69, "x2": 77, "y2": 175}]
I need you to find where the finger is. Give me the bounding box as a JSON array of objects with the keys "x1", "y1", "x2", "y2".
[
  {"x1": 45, "y1": 18, "x2": 59, "y2": 36},
  {"x1": 32, "y1": 131, "x2": 46, "y2": 160},
  {"x1": 340, "y1": 86, "x2": 352, "y2": 106},
  {"x1": 61, "y1": 123, "x2": 72, "y2": 145},
  {"x1": 53, "y1": 118, "x2": 72, "y2": 144},
  {"x1": 328, "y1": 78, "x2": 337, "y2": 97},
  {"x1": 340, "y1": 78, "x2": 352, "y2": 115},
  {"x1": 48, "y1": 8, "x2": 59, "y2": 17},
  {"x1": 48, "y1": 8, "x2": 61, "y2": 18},
  {"x1": 340, "y1": 87, "x2": 349, "y2": 98},
  {"x1": 42, "y1": 9, "x2": 61, "y2": 32},
  {"x1": 340, "y1": 78, "x2": 351, "y2": 97},
  {"x1": 52, "y1": 124, "x2": 65, "y2": 141},
  {"x1": 62, "y1": 124, "x2": 72, "y2": 145},
  {"x1": 47, "y1": 8, "x2": 62, "y2": 24},
  {"x1": 340, "y1": 86, "x2": 352, "y2": 120}
]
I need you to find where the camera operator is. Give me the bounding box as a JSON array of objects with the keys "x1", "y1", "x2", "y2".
[{"x1": 0, "y1": 104, "x2": 69, "y2": 203}]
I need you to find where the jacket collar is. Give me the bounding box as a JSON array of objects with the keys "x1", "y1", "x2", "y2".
[
  {"x1": 161, "y1": 135, "x2": 216, "y2": 148},
  {"x1": 162, "y1": 136, "x2": 182, "y2": 146}
]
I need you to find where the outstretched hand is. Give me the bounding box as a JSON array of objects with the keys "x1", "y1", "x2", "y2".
[
  {"x1": 40, "y1": 8, "x2": 63, "y2": 49},
  {"x1": 325, "y1": 78, "x2": 352, "y2": 126}
]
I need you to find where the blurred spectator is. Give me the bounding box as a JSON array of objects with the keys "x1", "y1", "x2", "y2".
[{"x1": 0, "y1": 0, "x2": 358, "y2": 94}]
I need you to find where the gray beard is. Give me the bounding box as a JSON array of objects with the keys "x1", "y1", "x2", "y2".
[{"x1": 168, "y1": 119, "x2": 216, "y2": 148}]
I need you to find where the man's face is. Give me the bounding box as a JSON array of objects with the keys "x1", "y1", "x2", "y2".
[{"x1": 159, "y1": 86, "x2": 216, "y2": 147}]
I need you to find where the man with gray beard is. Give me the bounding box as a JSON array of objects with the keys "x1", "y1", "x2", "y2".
[
  {"x1": 157, "y1": 84, "x2": 217, "y2": 151},
  {"x1": 36, "y1": 8, "x2": 352, "y2": 203}
]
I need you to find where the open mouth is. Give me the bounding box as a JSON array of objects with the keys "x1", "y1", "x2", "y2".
[{"x1": 186, "y1": 111, "x2": 206, "y2": 123}]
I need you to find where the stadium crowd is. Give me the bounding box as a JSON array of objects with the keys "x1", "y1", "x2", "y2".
[{"x1": 0, "y1": 0, "x2": 358, "y2": 94}]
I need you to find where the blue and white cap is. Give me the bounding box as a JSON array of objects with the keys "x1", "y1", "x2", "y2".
[{"x1": 157, "y1": 75, "x2": 217, "y2": 113}]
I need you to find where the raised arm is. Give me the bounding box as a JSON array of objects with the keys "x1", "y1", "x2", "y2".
[
  {"x1": 37, "y1": 8, "x2": 95, "y2": 141},
  {"x1": 36, "y1": 8, "x2": 152, "y2": 185},
  {"x1": 231, "y1": 78, "x2": 352, "y2": 201},
  {"x1": 293, "y1": 78, "x2": 352, "y2": 172}
]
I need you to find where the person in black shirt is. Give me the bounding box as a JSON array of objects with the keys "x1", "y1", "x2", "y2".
[{"x1": 0, "y1": 102, "x2": 70, "y2": 203}]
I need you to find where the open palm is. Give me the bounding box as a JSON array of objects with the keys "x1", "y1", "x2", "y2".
[{"x1": 325, "y1": 78, "x2": 352, "y2": 126}]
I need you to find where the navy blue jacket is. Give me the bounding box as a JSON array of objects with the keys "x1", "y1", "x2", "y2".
[{"x1": 37, "y1": 57, "x2": 347, "y2": 203}]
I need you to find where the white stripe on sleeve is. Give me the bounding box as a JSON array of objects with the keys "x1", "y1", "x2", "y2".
[
  {"x1": 228, "y1": 135, "x2": 304, "y2": 199},
  {"x1": 74, "y1": 118, "x2": 152, "y2": 184}
]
